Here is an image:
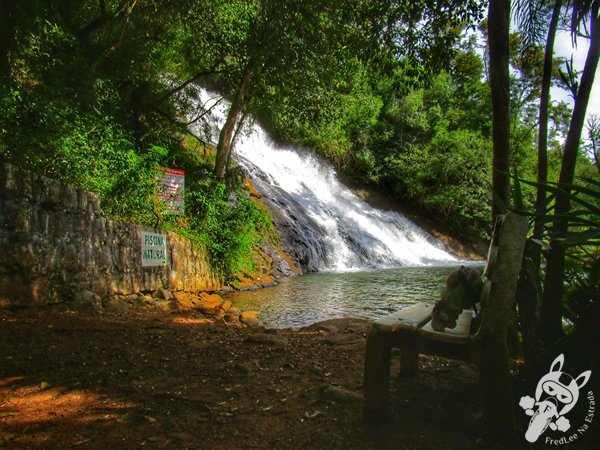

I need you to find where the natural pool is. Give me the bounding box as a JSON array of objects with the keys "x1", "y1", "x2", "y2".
[{"x1": 226, "y1": 265, "x2": 474, "y2": 329}]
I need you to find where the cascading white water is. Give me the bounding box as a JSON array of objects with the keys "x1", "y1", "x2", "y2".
[{"x1": 192, "y1": 88, "x2": 457, "y2": 272}]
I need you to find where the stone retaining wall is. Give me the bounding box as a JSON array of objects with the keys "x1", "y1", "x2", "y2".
[{"x1": 0, "y1": 163, "x2": 222, "y2": 307}]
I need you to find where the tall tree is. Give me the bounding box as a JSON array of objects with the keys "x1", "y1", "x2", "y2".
[
  {"x1": 513, "y1": 0, "x2": 564, "y2": 383},
  {"x1": 540, "y1": 0, "x2": 600, "y2": 344},
  {"x1": 197, "y1": 0, "x2": 364, "y2": 180},
  {"x1": 483, "y1": 0, "x2": 517, "y2": 442},
  {"x1": 489, "y1": 0, "x2": 512, "y2": 222},
  {"x1": 534, "y1": 0, "x2": 563, "y2": 262},
  {"x1": 513, "y1": 0, "x2": 564, "y2": 263}
]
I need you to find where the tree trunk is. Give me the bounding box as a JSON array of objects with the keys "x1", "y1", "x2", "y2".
[
  {"x1": 214, "y1": 70, "x2": 253, "y2": 180},
  {"x1": 516, "y1": 242, "x2": 540, "y2": 387},
  {"x1": 488, "y1": 0, "x2": 511, "y2": 222},
  {"x1": 476, "y1": 212, "x2": 529, "y2": 443},
  {"x1": 532, "y1": 0, "x2": 562, "y2": 267},
  {"x1": 539, "y1": 1, "x2": 600, "y2": 345}
]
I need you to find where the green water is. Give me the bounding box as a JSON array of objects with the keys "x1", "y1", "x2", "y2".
[{"x1": 226, "y1": 266, "x2": 467, "y2": 329}]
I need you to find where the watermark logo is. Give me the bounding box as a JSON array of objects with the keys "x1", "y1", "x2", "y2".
[{"x1": 520, "y1": 354, "x2": 593, "y2": 444}]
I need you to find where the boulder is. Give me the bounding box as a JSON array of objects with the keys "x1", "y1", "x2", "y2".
[
  {"x1": 196, "y1": 293, "x2": 223, "y2": 316},
  {"x1": 300, "y1": 317, "x2": 371, "y2": 334},
  {"x1": 173, "y1": 291, "x2": 196, "y2": 309},
  {"x1": 72, "y1": 289, "x2": 102, "y2": 312},
  {"x1": 240, "y1": 310, "x2": 260, "y2": 327},
  {"x1": 154, "y1": 288, "x2": 174, "y2": 302},
  {"x1": 256, "y1": 275, "x2": 276, "y2": 287},
  {"x1": 125, "y1": 293, "x2": 140, "y2": 303},
  {"x1": 224, "y1": 307, "x2": 241, "y2": 323},
  {"x1": 220, "y1": 299, "x2": 232, "y2": 311}
]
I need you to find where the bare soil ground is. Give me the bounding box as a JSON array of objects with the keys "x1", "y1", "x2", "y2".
[{"x1": 0, "y1": 307, "x2": 591, "y2": 449}]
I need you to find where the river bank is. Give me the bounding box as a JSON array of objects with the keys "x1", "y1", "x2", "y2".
[{"x1": 0, "y1": 307, "x2": 492, "y2": 450}]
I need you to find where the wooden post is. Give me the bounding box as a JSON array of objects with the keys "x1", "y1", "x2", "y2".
[
  {"x1": 474, "y1": 212, "x2": 528, "y2": 443},
  {"x1": 398, "y1": 332, "x2": 419, "y2": 377},
  {"x1": 363, "y1": 327, "x2": 394, "y2": 424}
]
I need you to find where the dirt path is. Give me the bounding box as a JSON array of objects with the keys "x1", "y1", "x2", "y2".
[{"x1": 0, "y1": 308, "x2": 537, "y2": 449}]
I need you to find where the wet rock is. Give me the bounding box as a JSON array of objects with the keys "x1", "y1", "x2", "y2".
[
  {"x1": 256, "y1": 275, "x2": 276, "y2": 287},
  {"x1": 240, "y1": 310, "x2": 260, "y2": 327}
]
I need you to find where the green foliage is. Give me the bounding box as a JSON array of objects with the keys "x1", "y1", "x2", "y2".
[
  {"x1": 385, "y1": 128, "x2": 492, "y2": 237},
  {"x1": 0, "y1": 2, "x2": 278, "y2": 282},
  {"x1": 184, "y1": 176, "x2": 273, "y2": 279},
  {"x1": 510, "y1": 172, "x2": 600, "y2": 248},
  {"x1": 0, "y1": 78, "x2": 164, "y2": 227}
]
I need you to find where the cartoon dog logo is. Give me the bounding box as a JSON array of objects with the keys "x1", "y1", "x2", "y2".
[{"x1": 520, "y1": 354, "x2": 591, "y2": 443}]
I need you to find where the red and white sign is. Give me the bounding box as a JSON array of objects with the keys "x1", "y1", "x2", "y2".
[{"x1": 157, "y1": 167, "x2": 185, "y2": 215}]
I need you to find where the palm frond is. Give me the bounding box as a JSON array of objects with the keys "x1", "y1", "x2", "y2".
[{"x1": 513, "y1": 0, "x2": 550, "y2": 50}]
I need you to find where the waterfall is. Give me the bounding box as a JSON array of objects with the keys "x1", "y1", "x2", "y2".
[{"x1": 191, "y1": 88, "x2": 457, "y2": 272}]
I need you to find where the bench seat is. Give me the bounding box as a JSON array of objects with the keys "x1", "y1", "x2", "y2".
[{"x1": 372, "y1": 302, "x2": 473, "y2": 344}]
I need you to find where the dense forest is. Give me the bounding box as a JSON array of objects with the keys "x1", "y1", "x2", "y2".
[{"x1": 1, "y1": 0, "x2": 599, "y2": 425}]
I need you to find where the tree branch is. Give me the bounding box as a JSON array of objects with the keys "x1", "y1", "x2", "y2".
[
  {"x1": 187, "y1": 96, "x2": 224, "y2": 126},
  {"x1": 155, "y1": 67, "x2": 223, "y2": 105},
  {"x1": 151, "y1": 107, "x2": 211, "y2": 152},
  {"x1": 76, "y1": 0, "x2": 130, "y2": 39}
]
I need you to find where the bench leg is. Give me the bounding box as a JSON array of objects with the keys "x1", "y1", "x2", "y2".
[
  {"x1": 363, "y1": 328, "x2": 393, "y2": 424},
  {"x1": 398, "y1": 333, "x2": 419, "y2": 377}
]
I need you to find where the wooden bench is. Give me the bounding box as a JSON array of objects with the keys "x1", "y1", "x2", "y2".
[{"x1": 363, "y1": 212, "x2": 528, "y2": 424}]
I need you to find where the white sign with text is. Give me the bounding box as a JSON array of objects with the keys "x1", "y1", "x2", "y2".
[{"x1": 141, "y1": 231, "x2": 168, "y2": 267}]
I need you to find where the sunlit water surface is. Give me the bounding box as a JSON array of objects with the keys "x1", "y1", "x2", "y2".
[{"x1": 226, "y1": 266, "x2": 465, "y2": 329}]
